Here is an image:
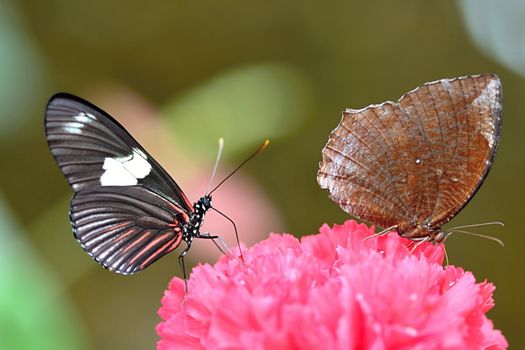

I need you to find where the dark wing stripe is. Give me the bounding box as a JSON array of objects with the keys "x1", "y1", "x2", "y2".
[
  {"x1": 75, "y1": 212, "x2": 134, "y2": 226},
  {"x1": 53, "y1": 157, "x2": 103, "y2": 166},
  {"x1": 85, "y1": 225, "x2": 136, "y2": 250},
  {"x1": 138, "y1": 233, "x2": 179, "y2": 269},
  {"x1": 129, "y1": 233, "x2": 169, "y2": 265},
  {"x1": 79, "y1": 220, "x2": 134, "y2": 243},
  {"x1": 92, "y1": 229, "x2": 152, "y2": 261},
  {"x1": 111, "y1": 229, "x2": 180, "y2": 274},
  {"x1": 110, "y1": 230, "x2": 158, "y2": 272},
  {"x1": 77, "y1": 217, "x2": 126, "y2": 232},
  {"x1": 112, "y1": 228, "x2": 137, "y2": 244},
  {"x1": 107, "y1": 232, "x2": 150, "y2": 270},
  {"x1": 128, "y1": 230, "x2": 177, "y2": 268},
  {"x1": 48, "y1": 130, "x2": 126, "y2": 153},
  {"x1": 72, "y1": 206, "x2": 145, "y2": 222},
  {"x1": 46, "y1": 122, "x2": 126, "y2": 149},
  {"x1": 112, "y1": 235, "x2": 161, "y2": 273},
  {"x1": 68, "y1": 172, "x2": 105, "y2": 185},
  {"x1": 72, "y1": 188, "x2": 179, "y2": 221},
  {"x1": 82, "y1": 222, "x2": 135, "y2": 248},
  {"x1": 97, "y1": 229, "x2": 140, "y2": 266},
  {"x1": 50, "y1": 144, "x2": 117, "y2": 158},
  {"x1": 73, "y1": 207, "x2": 135, "y2": 221},
  {"x1": 49, "y1": 144, "x2": 113, "y2": 156},
  {"x1": 48, "y1": 113, "x2": 127, "y2": 146},
  {"x1": 119, "y1": 230, "x2": 152, "y2": 255},
  {"x1": 62, "y1": 164, "x2": 101, "y2": 175}
]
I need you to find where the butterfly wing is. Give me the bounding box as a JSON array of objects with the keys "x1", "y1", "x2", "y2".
[
  {"x1": 318, "y1": 74, "x2": 502, "y2": 232},
  {"x1": 70, "y1": 186, "x2": 185, "y2": 274},
  {"x1": 396, "y1": 74, "x2": 502, "y2": 229},
  {"x1": 317, "y1": 102, "x2": 415, "y2": 230},
  {"x1": 45, "y1": 93, "x2": 193, "y2": 273}
]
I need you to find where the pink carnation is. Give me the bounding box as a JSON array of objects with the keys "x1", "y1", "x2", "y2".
[{"x1": 156, "y1": 220, "x2": 507, "y2": 350}]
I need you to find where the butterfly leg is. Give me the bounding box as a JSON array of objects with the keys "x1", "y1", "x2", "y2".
[
  {"x1": 178, "y1": 243, "x2": 191, "y2": 292},
  {"x1": 362, "y1": 225, "x2": 398, "y2": 242},
  {"x1": 198, "y1": 233, "x2": 233, "y2": 258},
  {"x1": 408, "y1": 236, "x2": 431, "y2": 254},
  {"x1": 197, "y1": 232, "x2": 219, "y2": 239},
  {"x1": 210, "y1": 207, "x2": 244, "y2": 262}
]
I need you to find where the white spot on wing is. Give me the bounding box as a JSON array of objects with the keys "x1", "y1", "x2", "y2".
[
  {"x1": 74, "y1": 112, "x2": 95, "y2": 123},
  {"x1": 472, "y1": 78, "x2": 499, "y2": 148},
  {"x1": 64, "y1": 122, "x2": 84, "y2": 134},
  {"x1": 100, "y1": 158, "x2": 137, "y2": 185},
  {"x1": 64, "y1": 113, "x2": 95, "y2": 134},
  {"x1": 440, "y1": 79, "x2": 451, "y2": 90},
  {"x1": 100, "y1": 148, "x2": 152, "y2": 186}
]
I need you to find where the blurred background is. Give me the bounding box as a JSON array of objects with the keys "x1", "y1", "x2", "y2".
[{"x1": 0, "y1": 0, "x2": 524, "y2": 348}]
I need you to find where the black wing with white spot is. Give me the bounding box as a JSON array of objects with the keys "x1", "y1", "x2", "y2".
[
  {"x1": 45, "y1": 93, "x2": 193, "y2": 211},
  {"x1": 45, "y1": 93, "x2": 193, "y2": 273}
]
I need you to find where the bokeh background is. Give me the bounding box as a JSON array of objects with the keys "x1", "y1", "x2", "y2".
[{"x1": 1, "y1": 0, "x2": 524, "y2": 348}]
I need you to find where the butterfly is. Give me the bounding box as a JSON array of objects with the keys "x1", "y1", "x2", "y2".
[
  {"x1": 317, "y1": 74, "x2": 502, "y2": 244},
  {"x1": 45, "y1": 93, "x2": 267, "y2": 276}
]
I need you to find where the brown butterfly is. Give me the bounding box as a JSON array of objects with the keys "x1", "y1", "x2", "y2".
[{"x1": 317, "y1": 74, "x2": 502, "y2": 243}]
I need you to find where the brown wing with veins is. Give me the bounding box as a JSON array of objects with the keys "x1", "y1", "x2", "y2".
[{"x1": 318, "y1": 74, "x2": 502, "y2": 233}]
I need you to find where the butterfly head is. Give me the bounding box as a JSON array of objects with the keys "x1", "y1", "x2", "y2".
[
  {"x1": 188, "y1": 195, "x2": 212, "y2": 228},
  {"x1": 432, "y1": 230, "x2": 448, "y2": 243},
  {"x1": 399, "y1": 221, "x2": 446, "y2": 244},
  {"x1": 199, "y1": 195, "x2": 212, "y2": 211}
]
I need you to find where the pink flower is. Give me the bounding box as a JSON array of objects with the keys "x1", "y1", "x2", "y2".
[{"x1": 156, "y1": 220, "x2": 508, "y2": 350}]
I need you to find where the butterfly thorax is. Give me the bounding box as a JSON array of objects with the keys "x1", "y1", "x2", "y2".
[
  {"x1": 182, "y1": 195, "x2": 212, "y2": 243},
  {"x1": 399, "y1": 223, "x2": 446, "y2": 243}
]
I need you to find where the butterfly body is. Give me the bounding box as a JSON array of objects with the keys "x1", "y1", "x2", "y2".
[
  {"x1": 398, "y1": 221, "x2": 445, "y2": 243},
  {"x1": 46, "y1": 93, "x2": 218, "y2": 274},
  {"x1": 181, "y1": 195, "x2": 212, "y2": 245}
]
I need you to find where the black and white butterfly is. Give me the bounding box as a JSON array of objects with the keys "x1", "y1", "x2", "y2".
[{"x1": 45, "y1": 93, "x2": 266, "y2": 276}]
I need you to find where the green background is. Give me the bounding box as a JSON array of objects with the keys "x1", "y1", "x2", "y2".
[{"x1": 0, "y1": 0, "x2": 523, "y2": 349}]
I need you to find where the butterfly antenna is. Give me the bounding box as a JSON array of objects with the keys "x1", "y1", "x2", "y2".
[
  {"x1": 206, "y1": 138, "x2": 225, "y2": 195},
  {"x1": 447, "y1": 221, "x2": 504, "y2": 231},
  {"x1": 208, "y1": 139, "x2": 270, "y2": 195},
  {"x1": 447, "y1": 229, "x2": 504, "y2": 247},
  {"x1": 211, "y1": 207, "x2": 244, "y2": 262}
]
